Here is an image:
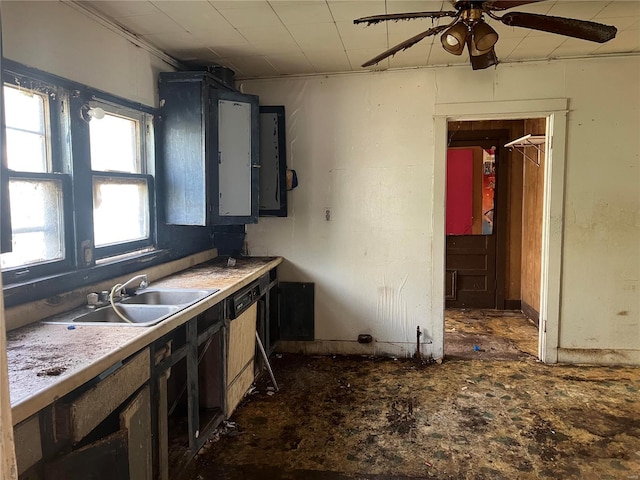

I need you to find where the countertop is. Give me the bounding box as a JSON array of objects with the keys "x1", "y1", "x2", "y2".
[{"x1": 7, "y1": 256, "x2": 283, "y2": 426}]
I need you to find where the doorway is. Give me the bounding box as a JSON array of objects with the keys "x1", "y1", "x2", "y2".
[
  {"x1": 439, "y1": 115, "x2": 553, "y2": 362},
  {"x1": 445, "y1": 128, "x2": 510, "y2": 309},
  {"x1": 432, "y1": 99, "x2": 568, "y2": 363}
]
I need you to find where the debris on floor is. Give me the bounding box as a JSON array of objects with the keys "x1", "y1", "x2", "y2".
[{"x1": 181, "y1": 310, "x2": 640, "y2": 480}]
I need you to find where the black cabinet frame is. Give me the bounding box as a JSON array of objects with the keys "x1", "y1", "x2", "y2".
[{"x1": 149, "y1": 305, "x2": 226, "y2": 478}]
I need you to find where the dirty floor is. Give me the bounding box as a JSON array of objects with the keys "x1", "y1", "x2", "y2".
[
  {"x1": 444, "y1": 309, "x2": 539, "y2": 360},
  {"x1": 181, "y1": 310, "x2": 640, "y2": 480}
]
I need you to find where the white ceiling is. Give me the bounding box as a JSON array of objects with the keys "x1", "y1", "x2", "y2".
[{"x1": 78, "y1": 0, "x2": 640, "y2": 78}]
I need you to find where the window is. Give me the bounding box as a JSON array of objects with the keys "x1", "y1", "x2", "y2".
[
  {"x1": 1, "y1": 64, "x2": 156, "y2": 287},
  {"x1": 0, "y1": 83, "x2": 69, "y2": 273},
  {"x1": 88, "y1": 104, "x2": 154, "y2": 257}
]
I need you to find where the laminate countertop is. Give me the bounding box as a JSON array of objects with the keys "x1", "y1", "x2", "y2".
[{"x1": 7, "y1": 256, "x2": 283, "y2": 426}]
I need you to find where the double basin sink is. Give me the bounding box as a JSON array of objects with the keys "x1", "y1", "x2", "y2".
[{"x1": 43, "y1": 288, "x2": 219, "y2": 327}]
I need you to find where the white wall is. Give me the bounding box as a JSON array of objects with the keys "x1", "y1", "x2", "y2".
[
  {"x1": 241, "y1": 56, "x2": 640, "y2": 363},
  {"x1": 1, "y1": 1, "x2": 173, "y2": 106},
  {"x1": 243, "y1": 71, "x2": 437, "y2": 357}
]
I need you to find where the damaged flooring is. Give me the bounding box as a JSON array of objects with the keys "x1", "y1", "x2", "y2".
[
  {"x1": 444, "y1": 309, "x2": 539, "y2": 361},
  {"x1": 182, "y1": 310, "x2": 640, "y2": 480}
]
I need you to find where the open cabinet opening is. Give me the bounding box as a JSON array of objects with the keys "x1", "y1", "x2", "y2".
[{"x1": 158, "y1": 308, "x2": 226, "y2": 480}]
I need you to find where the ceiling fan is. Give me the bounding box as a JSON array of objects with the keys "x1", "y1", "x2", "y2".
[{"x1": 354, "y1": 0, "x2": 617, "y2": 70}]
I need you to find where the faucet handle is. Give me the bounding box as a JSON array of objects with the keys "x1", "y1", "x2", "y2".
[{"x1": 87, "y1": 292, "x2": 99, "y2": 308}]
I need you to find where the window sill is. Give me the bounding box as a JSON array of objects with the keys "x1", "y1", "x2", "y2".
[{"x1": 3, "y1": 249, "x2": 171, "y2": 308}]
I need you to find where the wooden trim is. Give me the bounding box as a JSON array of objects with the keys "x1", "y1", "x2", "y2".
[
  {"x1": 435, "y1": 98, "x2": 568, "y2": 117},
  {"x1": 431, "y1": 117, "x2": 448, "y2": 361},
  {"x1": 0, "y1": 19, "x2": 18, "y2": 478},
  {"x1": 504, "y1": 299, "x2": 522, "y2": 311},
  {"x1": 557, "y1": 348, "x2": 640, "y2": 366},
  {"x1": 539, "y1": 112, "x2": 566, "y2": 363},
  {"x1": 1, "y1": 285, "x2": 18, "y2": 479},
  {"x1": 521, "y1": 300, "x2": 540, "y2": 328},
  {"x1": 445, "y1": 270, "x2": 457, "y2": 300}
]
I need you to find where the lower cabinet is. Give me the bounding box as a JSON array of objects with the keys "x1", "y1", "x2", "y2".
[
  {"x1": 16, "y1": 349, "x2": 152, "y2": 480},
  {"x1": 152, "y1": 303, "x2": 226, "y2": 479},
  {"x1": 46, "y1": 385, "x2": 152, "y2": 480}
]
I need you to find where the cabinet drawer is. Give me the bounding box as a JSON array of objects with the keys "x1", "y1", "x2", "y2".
[{"x1": 55, "y1": 349, "x2": 150, "y2": 444}]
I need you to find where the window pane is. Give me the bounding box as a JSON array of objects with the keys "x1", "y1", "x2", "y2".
[
  {"x1": 1, "y1": 179, "x2": 64, "y2": 269},
  {"x1": 3, "y1": 85, "x2": 49, "y2": 172},
  {"x1": 90, "y1": 113, "x2": 139, "y2": 173},
  {"x1": 6, "y1": 130, "x2": 47, "y2": 173},
  {"x1": 93, "y1": 177, "x2": 149, "y2": 247},
  {"x1": 3, "y1": 85, "x2": 46, "y2": 133}
]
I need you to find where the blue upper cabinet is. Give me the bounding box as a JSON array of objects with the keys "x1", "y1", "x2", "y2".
[{"x1": 158, "y1": 72, "x2": 259, "y2": 226}]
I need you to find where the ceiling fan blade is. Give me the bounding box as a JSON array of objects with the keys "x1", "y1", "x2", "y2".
[
  {"x1": 500, "y1": 12, "x2": 617, "y2": 43},
  {"x1": 482, "y1": 1, "x2": 545, "y2": 11},
  {"x1": 361, "y1": 24, "x2": 450, "y2": 67},
  {"x1": 354, "y1": 11, "x2": 456, "y2": 26}
]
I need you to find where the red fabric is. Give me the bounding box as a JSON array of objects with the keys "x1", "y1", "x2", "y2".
[{"x1": 446, "y1": 149, "x2": 474, "y2": 235}]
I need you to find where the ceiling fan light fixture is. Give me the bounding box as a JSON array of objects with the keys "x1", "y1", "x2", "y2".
[
  {"x1": 472, "y1": 21, "x2": 499, "y2": 52},
  {"x1": 440, "y1": 22, "x2": 468, "y2": 55},
  {"x1": 467, "y1": 36, "x2": 498, "y2": 70}
]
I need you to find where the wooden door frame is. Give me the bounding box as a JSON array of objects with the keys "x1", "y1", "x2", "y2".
[
  {"x1": 448, "y1": 129, "x2": 511, "y2": 309},
  {"x1": 431, "y1": 99, "x2": 568, "y2": 364},
  {"x1": 0, "y1": 10, "x2": 19, "y2": 474}
]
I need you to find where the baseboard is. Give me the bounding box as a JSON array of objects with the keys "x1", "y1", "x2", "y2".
[
  {"x1": 276, "y1": 339, "x2": 439, "y2": 360},
  {"x1": 504, "y1": 299, "x2": 521, "y2": 310},
  {"x1": 521, "y1": 301, "x2": 539, "y2": 327},
  {"x1": 557, "y1": 348, "x2": 640, "y2": 366}
]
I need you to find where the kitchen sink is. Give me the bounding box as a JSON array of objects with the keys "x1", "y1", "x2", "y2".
[
  {"x1": 42, "y1": 287, "x2": 220, "y2": 327},
  {"x1": 120, "y1": 288, "x2": 218, "y2": 306},
  {"x1": 72, "y1": 304, "x2": 180, "y2": 325}
]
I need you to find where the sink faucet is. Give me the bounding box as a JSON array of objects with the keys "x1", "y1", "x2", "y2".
[
  {"x1": 87, "y1": 274, "x2": 149, "y2": 309},
  {"x1": 112, "y1": 274, "x2": 149, "y2": 298}
]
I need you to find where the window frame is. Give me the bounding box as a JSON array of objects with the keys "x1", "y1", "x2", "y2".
[
  {"x1": 87, "y1": 100, "x2": 156, "y2": 260},
  {"x1": 92, "y1": 171, "x2": 155, "y2": 259},
  {"x1": 1, "y1": 74, "x2": 75, "y2": 283},
  {"x1": 1, "y1": 61, "x2": 158, "y2": 290}
]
